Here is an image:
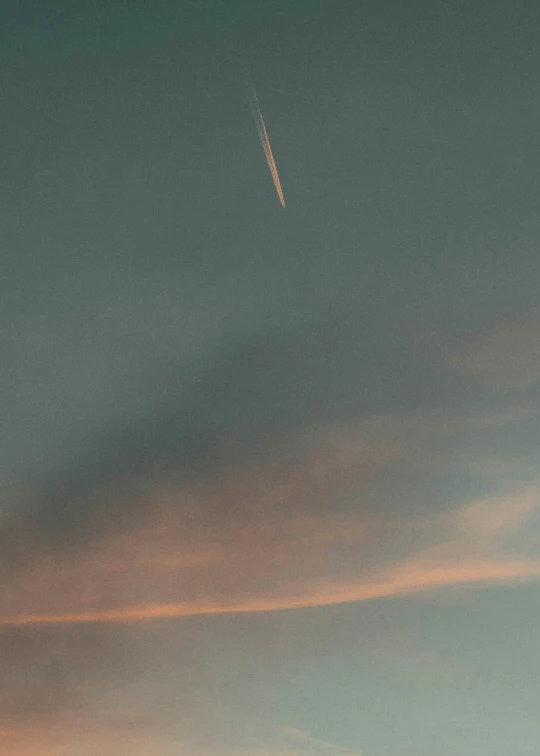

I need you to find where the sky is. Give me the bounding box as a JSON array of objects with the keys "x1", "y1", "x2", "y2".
[{"x1": 2, "y1": 1, "x2": 540, "y2": 753}]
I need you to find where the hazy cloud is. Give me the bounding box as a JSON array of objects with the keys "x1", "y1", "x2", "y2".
[
  {"x1": 1, "y1": 428, "x2": 538, "y2": 626},
  {"x1": 442, "y1": 315, "x2": 540, "y2": 391}
]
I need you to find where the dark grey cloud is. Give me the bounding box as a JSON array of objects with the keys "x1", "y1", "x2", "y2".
[
  {"x1": 9, "y1": 289, "x2": 540, "y2": 565},
  {"x1": 5, "y1": 291, "x2": 455, "y2": 548}
]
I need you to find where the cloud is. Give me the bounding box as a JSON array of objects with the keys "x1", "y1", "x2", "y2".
[
  {"x1": 442, "y1": 316, "x2": 540, "y2": 391},
  {"x1": 279, "y1": 725, "x2": 363, "y2": 754},
  {"x1": 2, "y1": 280, "x2": 476, "y2": 548},
  {"x1": 1, "y1": 427, "x2": 538, "y2": 627},
  {"x1": 0, "y1": 682, "x2": 364, "y2": 756},
  {"x1": 0, "y1": 734, "x2": 357, "y2": 756},
  {"x1": 0, "y1": 723, "x2": 191, "y2": 756}
]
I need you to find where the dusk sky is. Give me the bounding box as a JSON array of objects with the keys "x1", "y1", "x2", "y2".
[{"x1": 2, "y1": 1, "x2": 540, "y2": 754}]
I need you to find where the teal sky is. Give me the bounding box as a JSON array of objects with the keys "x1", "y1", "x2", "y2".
[{"x1": 2, "y1": 1, "x2": 540, "y2": 754}]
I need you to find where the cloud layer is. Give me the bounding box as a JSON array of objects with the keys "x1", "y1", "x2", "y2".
[{"x1": 2, "y1": 420, "x2": 539, "y2": 627}]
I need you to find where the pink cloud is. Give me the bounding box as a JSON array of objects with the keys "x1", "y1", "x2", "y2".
[{"x1": 0, "y1": 433, "x2": 538, "y2": 626}]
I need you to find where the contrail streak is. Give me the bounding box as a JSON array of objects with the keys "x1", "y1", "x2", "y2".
[{"x1": 247, "y1": 79, "x2": 286, "y2": 208}]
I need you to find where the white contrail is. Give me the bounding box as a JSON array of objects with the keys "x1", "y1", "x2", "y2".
[{"x1": 247, "y1": 79, "x2": 286, "y2": 208}]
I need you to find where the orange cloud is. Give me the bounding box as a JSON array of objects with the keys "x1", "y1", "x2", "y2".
[
  {"x1": 0, "y1": 724, "x2": 185, "y2": 756},
  {"x1": 3, "y1": 556, "x2": 540, "y2": 627},
  {"x1": 1, "y1": 432, "x2": 539, "y2": 628}
]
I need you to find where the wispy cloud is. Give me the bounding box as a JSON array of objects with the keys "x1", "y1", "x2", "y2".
[
  {"x1": 1, "y1": 427, "x2": 538, "y2": 626},
  {"x1": 279, "y1": 725, "x2": 363, "y2": 754},
  {"x1": 442, "y1": 316, "x2": 540, "y2": 391},
  {"x1": 0, "y1": 706, "x2": 365, "y2": 756}
]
